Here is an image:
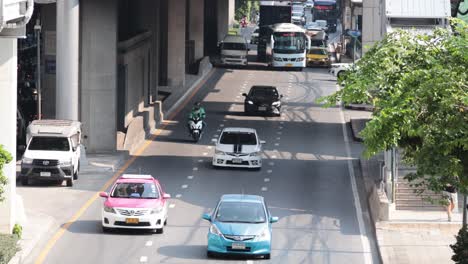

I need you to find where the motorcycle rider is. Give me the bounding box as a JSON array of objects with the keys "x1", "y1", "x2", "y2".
[{"x1": 188, "y1": 102, "x2": 206, "y2": 134}]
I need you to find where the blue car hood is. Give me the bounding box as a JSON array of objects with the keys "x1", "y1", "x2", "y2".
[{"x1": 214, "y1": 221, "x2": 268, "y2": 236}]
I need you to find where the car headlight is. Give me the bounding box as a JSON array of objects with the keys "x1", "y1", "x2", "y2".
[
  {"x1": 249, "y1": 151, "x2": 260, "y2": 157},
  {"x1": 59, "y1": 159, "x2": 72, "y2": 166},
  {"x1": 215, "y1": 150, "x2": 226, "y2": 155},
  {"x1": 151, "y1": 207, "x2": 163, "y2": 214},
  {"x1": 273, "y1": 57, "x2": 282, "y2": 62},
  {"x1": 103, "y1": 206, "x2": 116, "y2": 214},
  {"x1": 209, "y1": 224, "x2": 222, "y2": 236},
  {"x1": 272, "y1": 101, "x2": 281, "y2": 106},
  {"x1": 256, "y1": 227, "x2": 271, "y2": 241},
  {"x1": 297, "y1": 57, "x2": 304, "y2": 62},
  {"x1": 247, "y1": 100, "x2": 254, "y2": 105},
  {"x1": 22, "y1": 157, "x2": 33, "y2": 164}
]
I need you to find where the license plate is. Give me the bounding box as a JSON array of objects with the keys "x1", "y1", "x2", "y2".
[
  {"x1": 232, "y1": 158, "x2": 243, "y2": 164},
  {"x1": 40, "y1": 172, "x2": 51, "y2": 177},
  {"x1": 232, "y1": 243, "x2": 246, "y2": 250},
  {"x1": 285, "y1": 63, "x2": 293, "y2": 67},
  {"x1": 258, "y1": 106, "x2": 267, "y2": 111},
  {"x1": 126, "y1": 218, "x2": 139, "y2": 224}
]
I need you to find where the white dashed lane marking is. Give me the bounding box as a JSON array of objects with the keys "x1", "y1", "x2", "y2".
[
  {"x1": 272, "y1": 155, "x2": 277, "y2": 158},
  {"x1": 276, "y1": 137, "x2": 280, "y2": 140},
  {"x1": 169, "y1": 204, "x2": 176, "y2": 209},
  {"x1": 140, "y1": 256, "x2": 148, "y2": 263},
  {"x1": 145, "y1": 241, "x2": 153, "y2": 247},
  {"x1": 267, "y1": 170, "x2": 273, "y2": 174},
  {"x1": 203, "y1": 152, "x2": 208, "y2": 156},
  {"x1": 198, "y1": 159, "x2": 204, "y2": 163},
  {"x1": 188, "y1": 175, "x2": 194, "y2": 179},
  {"x1": 181, "y1": 184, "x2": 188, "y2": 189},
  {"x1": 193, "y1": 167, "x2": 198, "y2": 171},
  {"x1": 206, "y1": 146, "x2": 213, "y2": 149},
  {"x1": 264, "y1": 178, "x2": 270, "y2": 182},
  {"x1": 277, "y1": 132, "x2": 282, "y2": 135},
  {"x1": 220, "y1": 124, "x2": 225, "y2": 127},
  {"x1": 261, "y1": 187, "x2": 268, "y2": 192},
  {"x1": 268, "y1": 162, "x2": 275, "y2": 166},
  {"x1": 175, "y1": 194, "x2": 182, "y2": 198},
  {"x1": 275, "y1": 143, "x2": 280, "y2": 146}
]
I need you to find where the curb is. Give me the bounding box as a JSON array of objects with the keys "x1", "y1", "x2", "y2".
[{"x1": 345, "y1": 104, "x2": 374, "y2": 112}]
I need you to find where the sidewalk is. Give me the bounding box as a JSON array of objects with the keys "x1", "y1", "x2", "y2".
[{"x1": 348, "y1": 109, "x2": 463, "y2": 264}]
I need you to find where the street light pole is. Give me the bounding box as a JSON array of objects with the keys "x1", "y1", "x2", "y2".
[
  {"x1": 353, "y1": 36, "x2": 356, "y2": 63},
  {"x1": 34, "y1": 18, "x2": 42, "y2": 120},
  {"x1": 463, "y1": 194, "x2": 467, "y2": 229}
]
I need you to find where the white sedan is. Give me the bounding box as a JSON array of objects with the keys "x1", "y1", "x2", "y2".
[
  {"x1": 212, "y1": 127, "x2": 264, "y2": 169},
  {"x1": 329, "y1": 63, "x2": 354, "y2": 78}
]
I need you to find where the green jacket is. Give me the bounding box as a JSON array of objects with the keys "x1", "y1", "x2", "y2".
[{"x1": 189, "y1": 107, "x2": 206, "y2": 120}]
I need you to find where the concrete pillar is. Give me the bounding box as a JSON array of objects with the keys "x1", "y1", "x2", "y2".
[
  {"x1": 56, "y1": 0, "x2": 79, "y2": 120},
  {"x1": 0, "y1": 39, "x2": 17, "y2": 233},
  {"x1": 167, "y1": 0, "x2": 186, "y2": 87},
  {"x1": 81, "y1": 0, "x2": 117, "y2": 152},
  {"x1": 217, "y1": 0, "x2": 229, "y2": 42},
  {"x1": 362, "y1": 0, "x2": 384, "y2": 53},
  {"x1": 189, "y1": 0, "x2": 205, "y2": 60}
]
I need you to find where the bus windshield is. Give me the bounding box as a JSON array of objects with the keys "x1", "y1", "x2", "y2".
[{"x1": 273, "y1": 32, "x2": 306, "y2": 54}]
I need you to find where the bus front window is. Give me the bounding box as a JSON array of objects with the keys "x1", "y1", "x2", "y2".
[{"x1": 273, "y1": 32, "x2": 305, "y2": 54}]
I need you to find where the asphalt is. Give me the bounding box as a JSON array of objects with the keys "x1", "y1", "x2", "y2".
[{"x1": 26, "y1": 66, "x2": 380, "y2": 264}]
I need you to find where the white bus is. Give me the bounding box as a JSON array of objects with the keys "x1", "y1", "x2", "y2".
[{"x1": 265, "y1": 23, "x2": 311, "y2": 69}]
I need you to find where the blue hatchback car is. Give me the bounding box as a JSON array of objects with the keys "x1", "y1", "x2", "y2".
[{"x1": 202, "y1": 194, "x2": 278, "y2": 259}]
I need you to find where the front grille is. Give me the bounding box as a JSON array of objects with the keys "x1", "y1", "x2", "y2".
[
  {"x1": 227, "y1": 246, "x2": 251, "y2": 252},
  {"x1": 32, "y1": 168, "x2": 60, "y2": 174},
  {"x1": 116, "y1": 209, "x2": 149, "y2": 216},
  {"x1": 33, "y1": 159, "x2": 59, "y2": 166},
  {"x1": 227, "y1": 153, "x2": 248, "y2": 157},
  {"x1": 114, "y1": 221, "x2": 151, "y2": 227},
  {"x1": 224, "y1": 235, "x2": 255, "y2": 241}
]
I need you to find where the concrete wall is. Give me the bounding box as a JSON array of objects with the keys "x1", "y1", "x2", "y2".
[
  {"x1": 189, "y1": 0, "x2": 205, "y2": 60},
  {"x1": 167, "y1": 0, "x2": 186, "y2": 87},
  {"x1": 363, "y1": 0, "x2": 384, "y2": 52},
  {"x1": 80, "y1": 0, "x2": 118, "y2": 152},
  {"x1": 0, "y1": 39, "x2": 18, "y2": 233}
]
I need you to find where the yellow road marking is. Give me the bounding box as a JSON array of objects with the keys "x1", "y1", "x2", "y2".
[{"x1": 34, "y1": 68, "x2": 215, "y2": 264}]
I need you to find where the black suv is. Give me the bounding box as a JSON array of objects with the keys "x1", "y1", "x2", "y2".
[{"x1": 243, "y1": 86, "x2": 283, "y2": 116}]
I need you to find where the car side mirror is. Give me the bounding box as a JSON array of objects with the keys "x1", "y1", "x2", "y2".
[
  {"x1": 18, "y1": 145, "x2": 26, "y2": 152},
  {"x1": 260, "y1": 140, "x2": 266, "y2": 144},
  {"x1": 242, "y1": 93, "x2": 247, "y2": 97},
  {"x1": 163, "y1": 193, "x2": 171, "y2": 199},
  {"x1": 99, "y1": 192, "x2": 109, "y2": 198},
  {"x1": 202, "y1": 213, "x2": 212, "y2": 222},
  {"x1": 270, "y1": 216, "x2": 279, "y2": 223}
]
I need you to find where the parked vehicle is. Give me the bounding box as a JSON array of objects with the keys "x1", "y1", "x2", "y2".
[
  {"x1": 212, "y1": 128, "x2": 265, "y2": 169},
  {"x1": 220, "y1": 35, "x2": 249, "y2": 66},
  {"x1": 243, "y1": 86, "x2": 283, "y2": 116},
  {"x1": 329, "y1": 62, "x2": 353, "y2": 78},
  {"x1": 203, "y1": 194, "x2": 279, "y2": 259},
  {"x1": 20, "y1": 120, "x2": 82, "y2": 187},
  {"x1": 99, "y1": 174, "x2": 171, "y2": 234},
  {"x1": 250, "y1": 27, "x2": 259, "y2": 44}
]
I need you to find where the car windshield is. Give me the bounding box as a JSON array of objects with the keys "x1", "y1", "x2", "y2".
[
  {"x1": 28, "y1": 137, "x2": 70, "y2": 151},
  {"x1": 222, "y1": 42, "x2": 247, "y2": 50},
  {"x1": 220, "y1": 132, "x2": 257, "y2": 145},
  {"x1": 309, "y1": 49, "x2": 327, "y2": 55},
  {"x1": 215, "y1": 201, "x2": 266, "y2": 223},
  {"x1": 292, "y1": 12, "x2": 302, "y2": 17},
  {"x1": 250, "y1": 88, "x2": 279, "y2": 99},
  {"x1": 273, "y1": 32, "x2": 306, "y2": 53},
  {"x1": 111, "y1": 182, "x2": 159, "y2": 199}
]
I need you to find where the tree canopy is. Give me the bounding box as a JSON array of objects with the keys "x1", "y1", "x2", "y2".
[{"x1": 320, "y1": 19, "x2": 468, "y2": 194}]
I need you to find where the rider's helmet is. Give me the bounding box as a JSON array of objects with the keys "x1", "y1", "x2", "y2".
[{"x1": 194, "y1": 102, "x2": 201, "y2": 110}]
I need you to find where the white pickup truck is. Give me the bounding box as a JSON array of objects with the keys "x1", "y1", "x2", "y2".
[{"x1": 20, "y1": 120, "x2": 82, "y2": 187}]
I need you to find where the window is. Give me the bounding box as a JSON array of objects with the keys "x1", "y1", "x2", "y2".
[
  {"x1": 220, "y1": 132, "x2": 257, "y2": 145},
  {"x1": 215, "y1": 201, "x2": 266, "y2": 223},
  {"x1": 111, "y1": 182, "x2": 159, "y2": 199},
  {"x1": 28, "y1": 137, "x2": 70, "y2": 151},
  {"x1": 222, "y1": 42, "x2": 247, "y2": 50}
]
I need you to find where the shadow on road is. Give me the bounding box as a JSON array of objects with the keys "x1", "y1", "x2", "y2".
[
  {"x1": 157, "y1": 245, "x2": 267, "y2": 261},
  {"x1": 65, "y1": 220, "x2": 156, "y2": 236}
]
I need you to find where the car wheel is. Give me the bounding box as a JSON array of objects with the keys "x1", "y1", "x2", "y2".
[
  {"x1": 155, "y1": 228, "x2": 164, "y2": 234},
  {"x1": 66, "y1": 177, "x2": 74, "y2": 187},
  {"x1": 73, "y1": 167, "x2": 79, "y2": 180},
  {"x1": 337, "y1": 71, "x2": 345, "y2": 79},
  {"x1": 102, "y1": 226, "x2": 112, "y2": 233},
  {"x1": 21, "y1": 178, "x2": 28, "y2": 186},
  {"x1": 164, "y1": 219, "x2": 167, "y2": 226},
  {"x1": 207, "y1": 251, "x2": 215, "y2": 258},
  {"x1": 264, "y1": 254, "x2": 271, "y2": 259}
]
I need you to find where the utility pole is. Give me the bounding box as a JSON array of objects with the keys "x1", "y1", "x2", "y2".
[{"x1": 34, "y1": 18, "x2": 42, "y2": 120}]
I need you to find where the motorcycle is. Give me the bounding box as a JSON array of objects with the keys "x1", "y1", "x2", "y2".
[{"x1": 188, "y1": 117, "x2": 204, "y2": 142}]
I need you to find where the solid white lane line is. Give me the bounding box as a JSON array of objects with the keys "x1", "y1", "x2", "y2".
[
  {"x1": 338, "y1": 87, "x2": 373, "y2": 264},
  {"x1": 145, "y1": 241, "x2": 153, "y2": 247},
  {"x1": 193, "y1": 167, "x2": 198, "y2": 171},
  {"x1": 188, "y1": 175, "x2": 194, "y2": 179},
  {"x1": 264, "y1": 178, "x2": 270, "y2": 182},
  {"x1": 181, "y1": 184, "x2": 188, "y2": 189},
  {"x1": 261, "y1": 187, "x2": 268, "y2": 192},
  {"x1": 169, "y1": 204, "x2": 176, "y2": 208},
  {"x1": 176, "y1": 194, "x2": 182, "y2": 198},
  {"x1": 140, "y1": 256, "x2": 148, "y2": 263}
]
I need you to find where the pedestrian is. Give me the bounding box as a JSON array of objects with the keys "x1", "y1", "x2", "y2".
[{"x1": 443, "y1": 183, "x2": 457, "y2": 221}]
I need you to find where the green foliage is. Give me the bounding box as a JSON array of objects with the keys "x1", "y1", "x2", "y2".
[
  {"x1": 451, "y1": 227, "x2": 468, "y2": 264},
  {"x1": 319, "y1": 19, "x2": 468, "y2": 193},
  {"x1": 0, "y1": 145, "x2": 13, "y2": 202},
  {"x1": 0, "y1": 234, "x2": 18, "y2": 264},
  {"x1": 235, "y1": 0, "x2": 258, "y2": 22},
  {"x1": 12, "y1": 224, "x2": 22, "y2": 239}
]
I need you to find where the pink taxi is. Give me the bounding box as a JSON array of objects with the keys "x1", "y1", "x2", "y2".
[{"x1": 99, "y1": 174, "x2": 171, "y2": 233}]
